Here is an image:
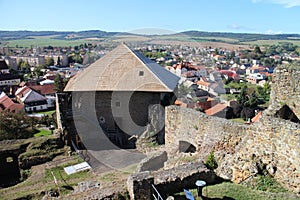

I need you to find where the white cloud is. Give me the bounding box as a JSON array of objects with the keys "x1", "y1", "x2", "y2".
[
  {"x1": 252, "y1": 0, "x2": 300, "y2": 8},
  {"x1": 265, "y1": 29, "x2": 283, "y2": 34},
  {"x1": 227, "y1": 24, "x2": 254, "y2": 31}
]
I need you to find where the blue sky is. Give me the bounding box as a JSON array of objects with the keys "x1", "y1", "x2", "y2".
[{"x1": 0, "y1": 0, "x2": 300, "y2": 34}]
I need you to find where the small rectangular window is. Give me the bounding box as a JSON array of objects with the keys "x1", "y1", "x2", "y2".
[
  {"x1": 6, "y1": 157, "x2": 13, "y2": 163},
  {"x1": 139, "y1": 71, "x2": 144, "y2": 76},
  {"x1": 115, "y1": 101, "x2": 121, "y2": 107}
]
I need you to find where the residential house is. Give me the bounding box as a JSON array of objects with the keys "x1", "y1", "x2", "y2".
[
  {"x1": 246, "y1": 65, "x2": 266, "y2": 75},
  {"x1": 209, "y1": 82, "x2": 226, "y2": 96},
  {"x1": 220, "y1": 70, "x2": 240, "y2": 81},
  {"x1": 64, "y1": 44, "x2": 180, "y2": 148},
  {"x1": 29, "y1": 84, "x2": 56, "y2": 108},
  {"x1": 187, "y1": 65, "x2": 207, "y2": 78},
  {"x1": 196, "y1": 80, "x2": 210, "y2": 91},
  {"x1": 0, "y1": 74, "x2": 20, "y2": 87},
  {"x1": 0, "y1": 60, "x2": 9, "y2": 74},
  {"x1": 196, "y1": 80, "x2": 226, "y2": 96},
  {"x1": 246, "y1": 73, "x2": 265, "y2": 84},
  {"x1": 205, "y1": 103, "x2": 233, "y2": 119},
  {"x1": 0, "y1": 60, "x2": 20, "y2": 87},
  {"x1": 0, "y1": 92, "x2": 24, "y2": 113},
  {"x1": 15, "y1": 86, "x2": 48, "y2": 112},
  {"x1": 209, "y1": 71, "x2": 222, "y2": 82},
  {"x1": 197, "y1": 97, "x2": 218, "y2": 111},
  {"x1": 4, "y1": 57, "x2": 17, "y2": 71},
  {"x1": 39, "y1": 79, "x2": 55, "y2": 85}
]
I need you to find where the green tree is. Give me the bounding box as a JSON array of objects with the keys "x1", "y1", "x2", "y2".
[
  {"x1": 20, "y1": 61, "x2": 30, "y2": 72},
  {"x1": 54, "y1": 73, "x2": 64, "y2": 92},
  {"x1": 45, "y1": 57, "x2": 54, "y2": 66},
  {"x1": 33, "y1": 65, "x2": 44, "y2": 77},
  {"x1": 57, "y1": 56, "x2": 61, "y2": 66},
  {"x1": 68, "y1": 53, "x2": 83, "y2": 64},
  {"x1": 17, "y1": 59, "x2": 24, "y2": 70},
  {"x1": 254, "y1": 46, "x2": 262, "y2": 54},
  {"x1": 0, "y1": 112, "x2": 33, "y2": 140},
  {"x1": 237, "y1": 85, "x2": 248, "y2": 106}
]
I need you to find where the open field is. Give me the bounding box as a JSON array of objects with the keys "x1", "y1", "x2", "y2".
[
  {"x1": 242, "y1": 39, "x2": 300, "y2": 46},
  {"x1": 3, "y1": 38, "x2": 97, "y2": 48},
  {"x1": 149, "y1": 39, "x2": 249, "y2": 50},
  {"x1": 3, "y1": 32, "x2": 300, "y2": 49}
]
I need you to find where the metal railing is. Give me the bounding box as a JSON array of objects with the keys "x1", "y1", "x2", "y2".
[{"x1": 152, "y1": 184, "x2": 164, "y2": 200}]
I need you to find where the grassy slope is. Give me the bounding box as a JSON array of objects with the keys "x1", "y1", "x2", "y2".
[
  {"x1": 178, "y1": 182, "x2": 300, "y2": 200},
  {"x1": 242, "y1": 39, "x2": 300, "y2": 46},
  {"x1": 4, "y1": 38, "x2": 95, "y2": 47},
  {"x1": 3, "y1": 34, "x2": 300, "y2": 48},
  {"x1": 34, "y1": 128, "x2": 52, "y2": 137}
]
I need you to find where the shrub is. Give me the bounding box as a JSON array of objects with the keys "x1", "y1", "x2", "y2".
[
  {"x1": 256, "y1": 174, "x2": 287, "y2": 193},
  {"x1": 205, "y1": 151, "x2": 218, "y2": 170}
]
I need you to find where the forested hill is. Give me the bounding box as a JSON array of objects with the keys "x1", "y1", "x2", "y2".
[
  {"x1": 1, "y1": 29, "x2": 300, "y2": 42},
  {"x1": 0, "y1": 30, "x2": 120, "y2": 40},
  {"x1": 180, "y1": 31, "x2": 300, "y2": 42}
]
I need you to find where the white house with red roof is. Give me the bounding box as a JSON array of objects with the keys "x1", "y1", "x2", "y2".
[
  {"x1": 0, "y1": 92, "x2": 24, "y2": 113},
  {"x1": 15, "y1": 86, "x2": 48, "y2": 112}
]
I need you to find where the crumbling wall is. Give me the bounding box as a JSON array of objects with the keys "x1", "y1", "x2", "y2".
[
  {"x1": 165, "y1": 106, "x2": 300, "y2": 193},
  {"x1": 267, "y1": 65, "x2": 300, "y2": 118},
  {"x1": 164, "y1": 66, "x2": 300, "y2": 193},
  {"x1": 127, "y1": 162, "x2": 215, "y2": 200}
]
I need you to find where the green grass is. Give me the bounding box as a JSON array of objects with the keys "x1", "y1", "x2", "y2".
[
  {"x1": 0, "y1": 156, "x2": 87, "y2": 199},
  {"x1": 34, "y1": 110, "x2": 55, "y2": 116},
  {"x1": 230, "y1": 118, "x2": 246, "y2": 123},
  {"x1": 34, "y1": 128, "x2": 52, "y2": 137},
  {"x1": 4, "y1": 38, "x2": 95, "y2": 48},
  {"x1": 44, "y1": 162, "x2": 89, "y2": 183},
  {"x1": 242, "y1": 39, "x2": 300, "y2": 46},
  {"x1": 177, "y1": 182, "x2": 300, "y2": 200},
  {"x1": 221, "y1": 93, "x2": 238, "y2": 101}
]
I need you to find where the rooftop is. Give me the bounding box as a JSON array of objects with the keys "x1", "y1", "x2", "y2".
[{"x1": 64, "y1": 44, "x2": 180, "y2": 92}]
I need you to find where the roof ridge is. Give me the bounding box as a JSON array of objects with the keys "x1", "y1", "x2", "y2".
[
  {"x1": 126, "y1": 46, "x2": 171, "y2": 92},
  {"x1": 130, "y1": 47, "x2": 179, "y2": 91}
]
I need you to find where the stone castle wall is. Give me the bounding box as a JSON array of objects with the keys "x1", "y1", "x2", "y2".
[
  {"x1": 165, "y1": 65, "x2": 300, "y2": 193},
  {"x1": 267, "y1": 65, "x2": 300, "y2": 118},
  {"x1": 165, "y1": 106, "x2": 300, "y2": 193}
]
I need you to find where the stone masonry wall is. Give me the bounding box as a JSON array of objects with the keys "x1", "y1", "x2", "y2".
[
  {"x1": 165, "y1": 66, "x2": 300, "y2": 193},
  {"x1": 165, "y1": 106, "x2": 300, "y2": 193},
  {"x1": 267, "y1": 65, "x2": 300, "y2": 118}
]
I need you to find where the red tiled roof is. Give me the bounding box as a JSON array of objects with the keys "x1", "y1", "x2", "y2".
[
  {"x1": 0, "y1": 93, "x2": 24, "y2": 113},
  {"x1": 29, "y1": 84, "x2": 55, "y2": 95},
  {"x1": 188, "y1": 65, "x2": 207, "y2": 70},
  {"x1": 15, "y1": 86, "x2": 31, "y2": 97},
  {"x1": 174, "y1": 100, "x2": 187, "y2": 108},
  {"x1": 205, "y1": 103, "x2": 228, "y2": 116},
  {"x1": 196, "y1": 80, "x2": 210, "y2": 87},
  {"x1": 197, "y1": 99, "x2": 218, "y2": 111},
  {"x1": 249, "y1": 65, "x2": 265, "y2": 70},
  {"x1": 251, "y1": 111, "x2": 263, "y2": 123},
  {"x1": 259, "y1": 72, "x2": 273, "y2": 77}
]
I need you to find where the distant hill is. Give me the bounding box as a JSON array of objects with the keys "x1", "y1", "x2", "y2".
[
  {"x1": 0, "y1": 30, "x2": 120, "y2": 40},
  {"x1": 179, "y1": 31, "x2": 300, "y2": 42},
  {"x1": 1, "y1": 30, "x2": 300, "y2": 45}
]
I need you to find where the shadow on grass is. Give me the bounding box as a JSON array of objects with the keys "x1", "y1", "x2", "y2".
[
  {"x1": 62, "y1": 185, "x2": 74, "y2": 191},
  {"x1": 168, "y1": 172, "x2": 235, "y2": 200},
  {"x1": 173, "y1": 194, "x2": 235, "y2": 200}
]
